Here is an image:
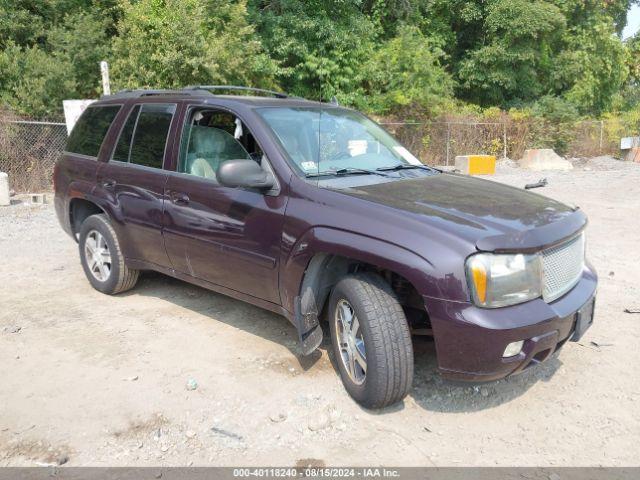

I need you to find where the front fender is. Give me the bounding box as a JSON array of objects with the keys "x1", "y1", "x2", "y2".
[{"x1": 280, "y1": 226, "x2": 458, "y2": 316}]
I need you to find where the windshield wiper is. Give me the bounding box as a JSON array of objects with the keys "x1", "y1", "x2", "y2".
[
  {"x1": 306, "y1": 167, "x2": 392, "y2": 178},
  {"x1": 377, "y1": 163, "x2": 439, "y2": 173}
]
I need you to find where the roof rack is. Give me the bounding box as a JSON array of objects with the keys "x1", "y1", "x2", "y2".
[
  {"x1": 183, "y1": 85, "x2": 290, "y2": 98},
  {"x1": 101, "y1": 89, "x2": 210, "y2": 100},
  {"x1": 102, "y1": 85, "x2": 292, "y2": 100}
]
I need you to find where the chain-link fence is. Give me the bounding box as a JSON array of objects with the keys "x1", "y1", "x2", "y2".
[
  {"x1": 0, "y1": 118, "x2": 67, "y2": 192},
  {"x1": 0, "y1": 116, "x2": 635, "y2": 192},
  {"x1": 382, "y1": 121, "x2": 507, "y2": 165},
  {"x1": 382, "y1": 119, "x2": 633, "y2": 166}
]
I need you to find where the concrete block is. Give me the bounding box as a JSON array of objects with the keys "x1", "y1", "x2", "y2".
[
  {"x1": 625, "y1": 147, "x2": 640, "y2": 163},
  {"x1": 455, "y1": 155, "x2": 496, "y2": 175},
  {"x1": 0, "y1": 172, "x2": 9, "y2": 206},
  {"x1": 30, "y1": 193, "x2": 47, "y2": 204},
  {"x1": 520, "y1": 149, "x2": 573, "y2": 171}
]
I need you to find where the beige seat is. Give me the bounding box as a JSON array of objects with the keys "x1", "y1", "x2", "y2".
[
  {"x1": 185, "y1": 126, "x2": 250, "y2": 181},
  {"x1": 189, "y1": 157, "x2": 217, "y2": 179}
]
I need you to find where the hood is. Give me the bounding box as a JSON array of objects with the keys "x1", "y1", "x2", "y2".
[{"x1": 335, "y1": 173, "x2": 586, "y2": 252}]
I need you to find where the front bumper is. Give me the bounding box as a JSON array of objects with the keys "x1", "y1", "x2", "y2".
[{"x1": 425, "y1": 264, "x2": 597, "y2": 382}]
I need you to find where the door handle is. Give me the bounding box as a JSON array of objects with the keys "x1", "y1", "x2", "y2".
[
  {"x1": 171, "y1": 192, "x2": 190, "y2": 205},
  {"x1": 102, "y1": 179, "x2": 116, "y2": 188}
]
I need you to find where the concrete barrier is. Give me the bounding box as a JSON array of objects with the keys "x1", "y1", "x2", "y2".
[
  {"x1": 0, "y1": 172, "x2": 10, "y2": 206},
  {"x1": 454, "y1": 155, "x2": 496, "y2": 175},
  {"x1": 520, "y1": 149, "x2": 573, "y2": 171}
]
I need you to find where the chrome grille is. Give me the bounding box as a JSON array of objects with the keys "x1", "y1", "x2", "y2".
[{"x1": 542, "y1": 234, "x2": 585, "y2": 302}]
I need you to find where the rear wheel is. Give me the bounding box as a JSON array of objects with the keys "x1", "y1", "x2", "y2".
[
  {"x1": 78, "y1": 214, "x2": 139, "y2": 294},
  {"x1": 328, "y1": 273, "x2": 414, "y2": 408}
]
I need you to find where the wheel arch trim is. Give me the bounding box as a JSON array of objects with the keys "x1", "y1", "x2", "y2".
[{"x1": 282, "y1": 226, "x2": 440, "y2": 354}]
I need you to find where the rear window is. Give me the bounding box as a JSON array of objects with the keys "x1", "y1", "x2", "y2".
[{"x1": 66, "y1": 105, "x2": 121, "y2": 157}]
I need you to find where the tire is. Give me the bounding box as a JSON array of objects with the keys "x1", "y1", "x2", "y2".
[
  {"x1": 78, "y1": 214, "x2": 139, "y2": 295},
  {"x1": 328, "y1": 273, "x2": 414, "y2": 408}
]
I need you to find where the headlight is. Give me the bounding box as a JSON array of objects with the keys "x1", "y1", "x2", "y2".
[{"x1": 466, "y1": 252, "x2": 542, "y2": 308}]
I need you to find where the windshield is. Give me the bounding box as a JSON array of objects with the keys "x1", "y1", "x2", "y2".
[{"x1": 256, "y1": 107, "x2": 423, "y2": 176}]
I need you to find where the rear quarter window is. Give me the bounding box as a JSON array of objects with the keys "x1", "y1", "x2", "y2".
[{"x1": 65, "y1": 105, "x2": 121, "y2": 157}]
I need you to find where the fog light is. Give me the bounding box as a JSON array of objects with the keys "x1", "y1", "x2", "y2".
[{"x1": 503, "y1": 341, "x2": 524, "y2": 358}]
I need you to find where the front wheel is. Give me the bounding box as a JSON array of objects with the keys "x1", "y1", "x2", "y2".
[{"x1": 328, "y1": 273, "x2": 414, "y2": 408}]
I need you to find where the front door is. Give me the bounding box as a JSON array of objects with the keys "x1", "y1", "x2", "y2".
[
  {"x1": 162, "y1": 107, "x2": 286, "y2": 304},
  {"x1": 97, "y1": 102, "x2": 177, "y2": 268}
]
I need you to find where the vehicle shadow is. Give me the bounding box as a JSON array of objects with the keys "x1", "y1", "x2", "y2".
[
  {"x1": 128, "y1": 272, "x2": 562, "y2": 413},
  {"x1": 127, "y1": 271, "x2": 327, "y2": 372},
  {"x1": 405, "y1": 336, "x2": 563, "y2": 414},
  {"x1": 333, "y1": 335, "x2": 562, "y2": 416}
]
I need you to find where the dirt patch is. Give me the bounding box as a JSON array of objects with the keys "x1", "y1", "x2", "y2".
[
  {"x1": 0, "y1": 156, "x2": 639, "y2": 466},
  {"x1": 112, "y1": 414, "x2": 169, "y2": 440},
  {"x1": 0, "y1": 438, "x2": 71, "y2": 466}
]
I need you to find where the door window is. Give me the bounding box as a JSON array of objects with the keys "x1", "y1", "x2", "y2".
[
  {"x1": 66, "y1": 105, "x2": 121, "y2": 157},
  {"x1": 111, "y1": 103, "x2": 176, "y2": 168},
  {"x1": 178, "y1": 109, "x2": 256, "y2": 182},
  {"x1": 112, "y1": 105, "x2": 140, "y2": 162}
]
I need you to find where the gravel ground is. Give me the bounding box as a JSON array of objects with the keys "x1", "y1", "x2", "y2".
[{"x1": 0, "y1": 156, "x2": 639, "y2": 467}]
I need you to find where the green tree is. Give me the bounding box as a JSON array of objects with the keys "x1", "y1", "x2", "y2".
[
  {"x1": 0, "y1": 42, "x2": 76, "y2": 117},
  {"x1": 249, "y1": 0, "x2": 377, "y2": 101},
  {"x1": 552, "y1": 18, "x2": 629, "y2": 114},
  {"x1": 111, "y1": 0, "x2": 277, "y2": 90},
  {"x1": 47, "y1": 11, "x2": 113, "y2": 98},
  {"x1": 357, "y1": 26, "x2": 454, "y2": 114},
  {"x1": 0, "y1": 1, "x2": 117, "y2": 116},
  {"x1": 457, "y1": 0, "x2": 566, "y2": 107}
]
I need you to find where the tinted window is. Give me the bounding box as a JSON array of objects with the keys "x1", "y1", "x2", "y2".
[
  {"x1": 128, "y1": 103, "x2": 176, "y2": 169},
  {"x1": 66, "y1": 105, "x2": 121, "y2": 157},
  {"x1": 112, "y1": 105, "x2": 141, "y2": 162}
]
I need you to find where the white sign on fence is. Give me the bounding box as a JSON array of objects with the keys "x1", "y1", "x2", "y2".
[
  {"x1": 63, "y1": 99, "x2": 96, "y2": 134},
  {"x1": 620, "y1": 136, "x2": 640, "y2": 150}
]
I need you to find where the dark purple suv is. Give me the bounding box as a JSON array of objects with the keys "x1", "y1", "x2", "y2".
[{"x1": 54, "y1": 86, "x2": 597, "y2": 408}]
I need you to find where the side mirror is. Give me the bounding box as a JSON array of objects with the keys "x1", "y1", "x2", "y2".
[{"x1": 217, "y1": 159, "x2": 275, "y2": 190}]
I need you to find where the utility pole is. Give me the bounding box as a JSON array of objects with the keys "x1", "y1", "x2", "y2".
[{"x1": 100, "y1": 61, "x2": 111, "y2": 96}]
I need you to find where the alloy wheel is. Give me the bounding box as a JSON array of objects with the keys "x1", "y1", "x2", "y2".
[
  {"x1": 84, "y1": 230, "x2": 112, "y2": 282},
  {"x1": 335, "y1": 299, "x2": 367, "y2": 385}
]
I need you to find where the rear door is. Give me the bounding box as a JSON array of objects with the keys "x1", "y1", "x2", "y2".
[
  {"x1": 97, "y1": 102, "x2": 178, "y2": 268},
  {"x1": 58, "y1": 104, "x2": 122, "y2": 216},
  {"x1": 162, "y1": 105, "x2": 286, "y2": 304}
]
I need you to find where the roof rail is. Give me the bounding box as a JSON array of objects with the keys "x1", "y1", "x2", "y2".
[
  {"x1": 101, "y1": 89, "x2": 212, "y2": 100},
  {"x1": 183, "y1": 85, "x2": 290, "y2": 99}
]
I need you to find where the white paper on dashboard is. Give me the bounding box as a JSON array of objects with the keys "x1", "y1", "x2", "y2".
[{"x1": 348, "y1": 140, "x2": 368, "y2": 157}]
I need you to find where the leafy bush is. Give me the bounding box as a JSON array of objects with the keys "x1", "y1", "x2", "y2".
[{"x1": 0, "y1": 43, "x2": 76, "y2": 118}]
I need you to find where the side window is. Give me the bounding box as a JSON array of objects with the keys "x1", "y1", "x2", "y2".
[
  {"x1": 112, "y1": 105, "x2": 140, "y2": 162},
  {"x1": 178, "y1": 109, "x2": 252, "y2": 182},
  {"x1": 111, "y1": 103, "x2": 175, "y2": 168},
  {"x1": 66, "y1": 105, "x2": 121, "y2": 157}
]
